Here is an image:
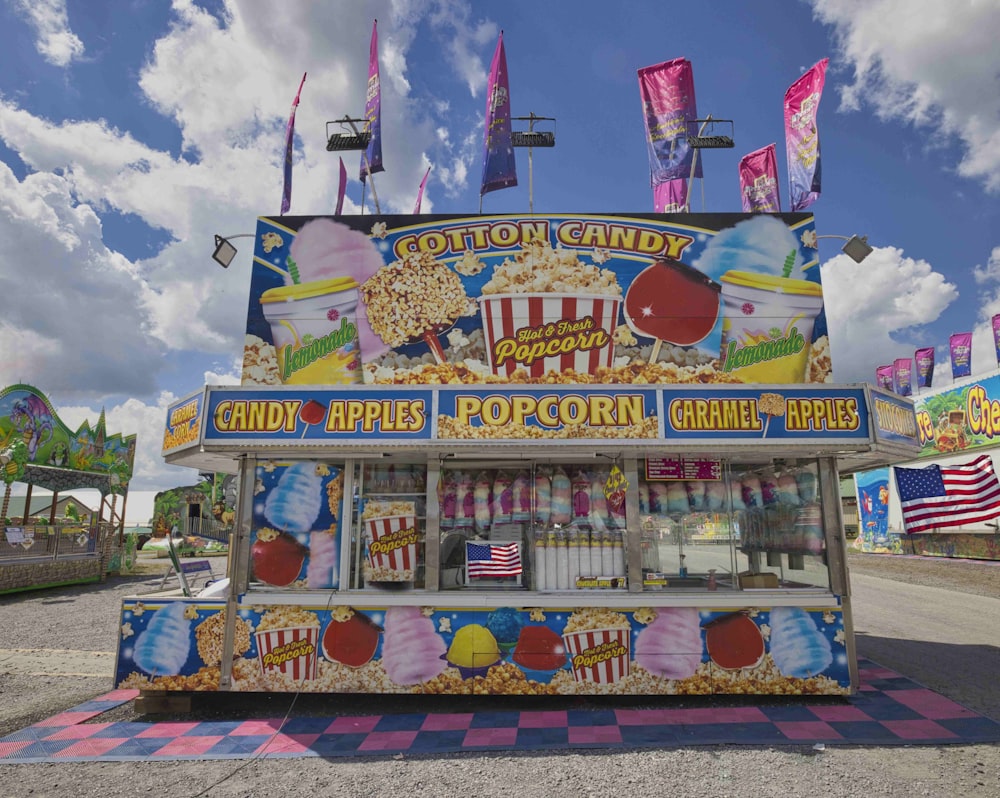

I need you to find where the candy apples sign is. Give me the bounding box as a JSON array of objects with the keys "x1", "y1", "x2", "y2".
[{"x1": 243, "y1": 213, "x2": 827, "y2": 389}]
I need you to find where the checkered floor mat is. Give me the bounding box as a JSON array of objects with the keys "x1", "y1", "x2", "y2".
[{"x1": 2, "y1": 660, "x2": 997, "y2": 762}]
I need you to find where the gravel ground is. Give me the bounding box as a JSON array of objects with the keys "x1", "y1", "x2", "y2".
[{"x1": 0, "y1": 551, "x2": 997, "y2": 797}]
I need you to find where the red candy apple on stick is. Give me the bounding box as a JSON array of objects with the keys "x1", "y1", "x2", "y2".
[
  {"x1": 298, "y1": 399, "x2": 327, "y2": 438},
  {"x1": 624, "y1": 258, "x2": 721, "y2": 363}
]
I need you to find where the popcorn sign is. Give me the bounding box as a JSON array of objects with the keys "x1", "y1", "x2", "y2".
[
  {"x1": 562, "y1": 627, "x2": 631, "y2": 684},
  {"x1": 255, "y1": 627, "x2": 319, "y2": 681},
  {"x1": 365, "y1": 514, "x2": 419, "y2": 581}
]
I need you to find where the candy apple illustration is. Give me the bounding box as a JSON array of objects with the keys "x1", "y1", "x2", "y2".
[
  {"x1": 322, "y1": 611, "x2": 383, "y2": 667},
  {"x1": 298, "y1": 399, "x2": 327, "y2": 438},
  {"x1": 624, "y1": 258, "x2": 721, "y2": 361},
  {"x1": 703, "y1": 611, "x2": 765, "y2": 670},
  {"x1": 251, "y1": 528, "x2": 307, "y2": 586}
]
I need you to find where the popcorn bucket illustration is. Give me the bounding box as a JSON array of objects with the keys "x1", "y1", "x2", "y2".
[
  {"x1": 365, "y1": 515, "x2": 419, "y2": 582},
  {"x1": 480, "y1": 293, "x2": 621, "y2": 378},
  {"x1": 562, "y1": 627, "x2": 631, "y2": 684},
  {"x1": 255, "y1": 626, "x2": 319, "y2": 681}
]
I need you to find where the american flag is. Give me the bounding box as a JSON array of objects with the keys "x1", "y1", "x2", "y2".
[
  {"x1": 467, "y1": 542, "x2": 522, "y2": 578},
  {"x1": 894, "y1": 455, "x2": 1000, "y2": 534}
]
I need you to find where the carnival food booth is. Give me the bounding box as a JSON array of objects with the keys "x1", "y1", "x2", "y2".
[{"x1": 114, "y1": 212, "x2": 919, "y2": 698}]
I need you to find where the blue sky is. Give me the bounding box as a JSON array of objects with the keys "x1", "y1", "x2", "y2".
[{"x1": 1, "y1": 0, "x2": 999, "y2": 503}]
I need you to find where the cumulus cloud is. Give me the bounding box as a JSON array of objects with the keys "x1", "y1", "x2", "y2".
[
  {"x1": 821, "y1": 246, "x2": 958, "y2": 383},
  {"x1": 811, "y1": 0, "x2": 1000, "y2": 192},
  {"x1": 11, "y1": 0, "x2": 84, "y2": 67}
]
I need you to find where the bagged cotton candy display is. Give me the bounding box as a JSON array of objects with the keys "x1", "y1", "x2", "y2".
[
  {"x1": 511, "y1": 470, "x2": 531, "y2": 521},
  {"x1": 133, "y1": 602, "x2": 191, "y2": 676},
  {"x1": 777, "y1": 472, "x2": 801, "y2": 505},
  {"x1": 550, "y1": 467, "x2": 571, "y2": 525},
  {"x1": 571, "y1": 471, "x2": 591, "y2": 519},
  {"x1": 666, "y1": 482, "x2": 690, "y2": 513},
  {"x1": 264, "y1": 462, "x2": 323, "y2": 534},
  {"x1": 454, "y1": 471, "x2": 475, "y2": 528},
  {"x1": 685, "y1": 480, "x2": 707, "y2": 511},
  {"x1": 768, "y1": 607, "x2": 832, "y2": 678},
  {"x1": 589, "y1": 478, "x2": 608, "y2": 532},
  {"x1": 796, "y1": 469, "x2": 818, "y2": 503},
  {"x1": 439, "y1": 471, "x2": 457, "y2": 528},
  {"x1": 705, "y1": 481, "x2": 727, "y2": 510},
  {"x1": 491, "y1": 471, "x2": 513, "y2": 525},
  {"x1": 473, "y1": 471, "x2": 492, "y2": 532},
  {"x1": 741, "y1": 474, "x2": 763, "y2": 507},
  {"x1": 534, "y1": 468, "x2": 551, "y2": 526}
]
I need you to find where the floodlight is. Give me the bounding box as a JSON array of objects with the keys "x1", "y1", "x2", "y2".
[
  {"x1": 325, "y1": 118, "x2": 372, "y2": 151},
  {"x1": 840, "y1": 234, "x2": 873, "y2": 264},
  {"x1": 212, "y1": 235, "x2": 238, "y2": 269}
]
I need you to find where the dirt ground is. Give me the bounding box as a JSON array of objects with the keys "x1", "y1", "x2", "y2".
[{"x1": 0, "y1": 551, "x2": 998, "y2": 797}]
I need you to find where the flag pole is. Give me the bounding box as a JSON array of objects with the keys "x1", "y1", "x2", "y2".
[{"x1": 686, "y1": 114, "x2": 712, "y2": 211}]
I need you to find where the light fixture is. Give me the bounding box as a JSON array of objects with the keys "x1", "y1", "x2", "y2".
[
  {"x1": 510, "y1": 113, "x2": 556, "y2": 214},
  {"x1": 817, "y1": 234, "x2": 873, "y2": 264},
  {"x1": 325, "y1": 118, "x2": 372, "y2": 152},
  {"x1": 212, "y1": 234, "x2": 255, "y2": 269},
  {"x1": 687, "y1": 118, "x2": 734, "y2": 149}
]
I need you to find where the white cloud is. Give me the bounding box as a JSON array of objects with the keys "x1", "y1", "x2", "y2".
[
  {"x1": 11, "y1": 0, "x2": 84, "y2": 67},
  {"x1": 973, "y1": 246, "x2": 1000, "y2": 285},
  {"x1": 821, "y1": 246, "x2": 959, "y2": 382},
  {"x1": 811, "y1": 0, "x2": 1000, "y2": 191}
]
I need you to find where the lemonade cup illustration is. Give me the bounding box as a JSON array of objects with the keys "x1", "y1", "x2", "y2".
[
  {"x1": 260, "y1": 277, "x2": 362, "y2": 385},
  {"x1": 718, "y1": 270, "x2": 824, "y2": 383}
]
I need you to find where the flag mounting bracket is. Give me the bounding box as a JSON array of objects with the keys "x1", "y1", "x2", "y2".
[
  {"x1": 688, "y1": 118, "x2": 734, "y2": 148},
  {"x1": 325, "y1": 117, "x2": 372, "y2": 151}
]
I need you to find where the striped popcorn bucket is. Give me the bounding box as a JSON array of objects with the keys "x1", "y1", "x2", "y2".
[
  {"x1": 255, "y1": 626, "x2": 319, "y2": 681},
  {"x1": 562, "y1": 627, "x2": 631, "y2": 684},
  {"x1": 365, "y1": 515, "x2": 419, "y2": 582},
  {"x1": 480, "y1": 293, "x2": 621, "y2": 378}
]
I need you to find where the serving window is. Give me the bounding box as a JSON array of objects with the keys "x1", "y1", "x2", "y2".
[{"x1": 437, "y1": 462, "x2": 628, "y2": 592}]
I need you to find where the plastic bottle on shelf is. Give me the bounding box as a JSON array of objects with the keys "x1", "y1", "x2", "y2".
[
  {"x1": 545, "y1": 527, "x2": 559, "y2": 589},
  {"x1": 567, "y1": 526, "x2": 581, "y2": 589},
  {"x1": 533, "y1": 528, "x2": 547, "y2": 590},
  {"x1": 611, "y1": 529, "x2": 626, "y2": 576},
  {"x1": 554, "y1": 527, "x2": 569, "y2": 590}
]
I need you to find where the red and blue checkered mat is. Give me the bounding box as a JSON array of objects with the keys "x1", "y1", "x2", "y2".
[{"x1": 2, "y1": 660, "x2": 997, "y2": 762}]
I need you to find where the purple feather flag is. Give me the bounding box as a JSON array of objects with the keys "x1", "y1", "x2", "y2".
[
  {"x1": 739, "y1": 143, "x2": 781, "y2": 212},
  {"x1": 360, "y1": 20, "x2": 384, "y2": 183},
  {"x1": 414, "y1": 167, "x2": 431, "y2": 214},
  {"x1": 280, "y1": 72, "x2": 307, "y2": 214},
  {"x1": 335, "y1": 157, "x2": 347, "y2": 215},
  {"x1": 784, "y1": 59, "x2": 828, "y2": 211},
  {"x1": 480, "y1": 32, "x2": 517, "y2": 196}
]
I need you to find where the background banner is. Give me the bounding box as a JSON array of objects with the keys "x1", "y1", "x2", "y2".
[
  {"x1": 914, "y1": 347, "x2": 935, "y2": 389},
  {"x1": 480, "y1": 33, "x2": 517, "y2": 196},
  {"x1": 638, "y1": 58, "x2": 702, "y2": 185},
  {"x1": 993, "y1": 314, "x2": 1000, "y2": 365},
  {"x1": 653, "y1": 178, "x2": 688, "y2": 212},
  {"x1": 784, "y1": 58, "x2": 828, "y2": 211},
  {"x1": 739, "y1": 143, "x2": 781, "y2": 212},
  {"x1": 360, "y1": 21, "x2": 384, "y2": 182},
  {"x1": 893, "y1": 357, "x2": 912, "y2": 396},
  {"x1": 950, "y1": 332, "x2": 972, "y2": 379},
  {"x1": 875, "y1": 364, "x2": 894, "y2": 390}
]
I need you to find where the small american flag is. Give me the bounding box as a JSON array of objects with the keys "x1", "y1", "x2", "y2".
[
  {"x1": 894, "y1": 454, "x2": 1000, "y2": 534},
  {"x1": 467, "y1": 541, "x2": 522, "y2": 578}
]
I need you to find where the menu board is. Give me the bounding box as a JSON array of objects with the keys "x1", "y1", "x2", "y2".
[{"x1": 645, "y1": 457, "x2": 722, "y2": 481}]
